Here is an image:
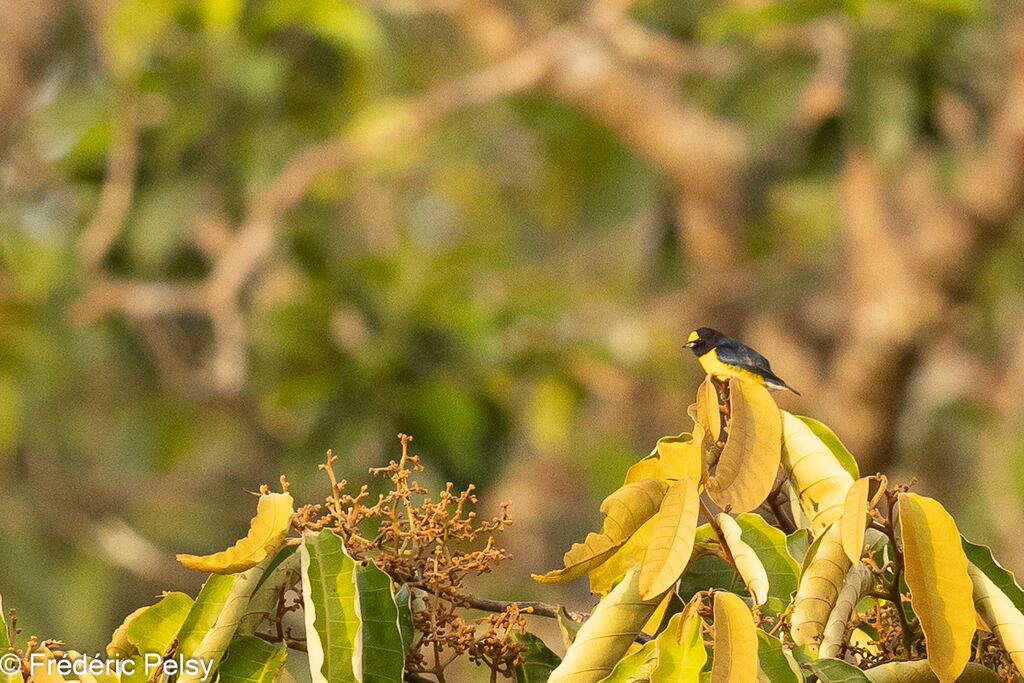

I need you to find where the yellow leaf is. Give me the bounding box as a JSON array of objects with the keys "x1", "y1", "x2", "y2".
[
  {"x1": 864, "y1": 661, "x2": 1002, "y2": 682},
  {"x1": 841, "y1": 477, "x2": 871, "y2": 563},
  {"x1": 780, "y1": 411, "x2": 855, "y2": 535},
  {"x1": 656, "y1": 435, "x2": 704, "y2": 483},
  {"x1": 898, "y1": 492, "x2": 975, "y2": 683},
  {"x1": 968, "y1": 561, "x2": 1024, "y2": 676},
  {"x1": 31, "y1": 647, "x2": 65, "y2": 683},
  {"x1": 533, "y1": 532, "x2": 621, "y2": 583},
  {"x1": 716, "y1": 513, "x2": 769, "y2": 606},
  {"x1": 651, "y1": 600, "x2": 706, "y2": 683},
  {"x1": 639, "y1": 477, "x2": 700, "y2": 600},
  {"x1": 177, "y1": 492, "x2": 294, "y2": 574},
  {"x1": 548, "y1": 568, "x2": 663, "y2": 683},
  {"x1": 106, "y1": 605, "x2": 148, "y2": 658},
  {"x1": 792, "y1": 524, "x2": 850, "y2": 650},
  {"x1": 820, "y1": 563, "x2": 873, "y2": 659},
  {"x1": 589, "y1": 514, "x2": 659, "y2": 594},
  {"x1": 625, "y1": 454, "x2": 663, "y2": 484},
  {"x1": 710, "y1": 591, "x2": 758, "y2": 683},
  {"x1": 706, "y1": 379, "x2": 781, "y2": 513},
  {"x1": 696, "y1": 377, "x2": 722, "y2": 443},
  {"x1": 642, "y1": 590, "x2": 675, "y2": 636},
  {"x1": 600, "y1": 479, "x2": 670, "y2": 543}
]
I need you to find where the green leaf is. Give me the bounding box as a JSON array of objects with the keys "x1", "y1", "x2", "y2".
[
  {"x1": 756, "y1": 631, "x2": 801, "y2": 683},
  {"x1": 794, "y1": 416, "x2": 859, "y2": 480},
  {"x1": 677, "y1": 555, "x2": 746, "y2": 604},
  {"x1": 510, "y1": 631, "x2": 561, "y2": 683},
  {"x1": 126, "y1": 592, "x2": 193, "y2": 656},
  {"x1": 300, "y1": 530, "x2": 360, "y2": 683},
  {"x1": 804, "y1": 658, "x2": 871, "y2": 682},
  {"x1": 962, "y1": 537, "x2": 1024, "y2": 611},
  {"x1": 238, "y1": 547, "x2": 301, "y2": 637},
  {"x1": 218, "y1": 637, "x2": 287, "y2": 683},
  {"x1": 177, "y1": 574, "x2": 238, "y2": 659},
  {"x1": 353, "y1": 560, "x2": 406, "y2": 683},
  {"x1": 651, "y1": 604, "x2": 706, "y2": 683},
  {"x1": 557, "y1": 606, "x2": 581, "y2": 650},
  {"x1": 394, "y1": 584, "x2": 415, "y2": 655},
  {"x1": 736, "y1": 514, "x2": 800, "y2": 616},
  {"x1": 597, "y1": 640, "x2": 657, "y2": 683},
  {"x1": 786, "y1": 529, "x2": 811, "y2": 567}
]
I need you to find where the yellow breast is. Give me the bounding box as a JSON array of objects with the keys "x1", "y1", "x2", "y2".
[{"x1": 697, "y1": 350, "x2": 767, "y2": 386}]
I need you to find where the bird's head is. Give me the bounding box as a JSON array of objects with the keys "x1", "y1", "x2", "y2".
[{"x1": 683, "y1": 327, "x2": 722, "y2": 356}]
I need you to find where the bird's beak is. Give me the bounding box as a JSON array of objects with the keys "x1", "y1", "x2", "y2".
[{"x1": 683, "y1": 341, "x2": 696, "y2": 349}]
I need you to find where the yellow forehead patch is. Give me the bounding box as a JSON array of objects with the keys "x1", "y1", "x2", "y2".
[{"x1": 687, "y1": 330, "x2": 700, "y2": 343}]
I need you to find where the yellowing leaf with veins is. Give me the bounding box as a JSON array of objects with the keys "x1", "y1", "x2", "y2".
[
  {"x1": 106, "y1": 605, "x2": 148, "y2": 658},
  {"x1": 548, "y1": 568, "x2": 662, "y2": 683},
  {"x1": 177, "y1": 492, "x2": 294, "y2": 574},
  {"x1": 656, "y1": 435, "x2": 704, "y2": 483},
  {"x1": 706, "y1": 379, "x2": 781, "y2": 513},
  {"x1": 863, "y1": 661, "x2": 1002, "y2": 683},
  {"x1": 625, "y1": 454, "x2": 663, "y2": 484},
  {"x1": 710, "y1": 591, "x2": 758, "y2": 683},
  {"x1": 588, "y1": 513, "x2": 659, "y2": 594},
  {"x1": 841, "y1": 477, "x2": 871, "y2": 563},
  {"x1": 968, "y1": 561, "x2": 1024, "y2": 677},
  {"x1": 599, "y1": 479, "x2": 669, "y2": 543},
  {"x1": 717, "y1": 513, "x2": 768, "y2": 606},
  {"x1": 639, "y1": 477, "x2": 700, "y2": 599},
  {"x1": 651, "y1": 600, "x2": 706, "y2": 683},
  {"x1": 780, "y1": 411, "x2": 855, "y2": 535},
  {"x1": 533, "y1": 532, "x2": 621, "y2": 583},
  {"x1": 696, "y1": 377, "x2": 722, "y2": 443},
  {"x1": 791, "y1": 524, "x2": 850, "y2": 651},
  {"x1": 898, "y1": 492, "x2": 974, "y2": 683}
]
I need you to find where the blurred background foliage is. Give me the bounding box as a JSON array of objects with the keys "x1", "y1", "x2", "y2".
[{"x1": 3, "y1": 0, "x2": 1024, "y2": 655}]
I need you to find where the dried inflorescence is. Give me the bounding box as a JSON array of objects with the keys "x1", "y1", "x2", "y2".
[{"x1": 294, "y1": 434, "x2": 519, "y2": 680}]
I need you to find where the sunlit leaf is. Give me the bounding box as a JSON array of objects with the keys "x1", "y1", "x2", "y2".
[
  {"x1": 601, "y1": 479, "x2": 670, "y2": 543},
  {"x1": 625, "y1": 454, "x2": 664, "y2": 484},
  {"x1": 792, "y1": 524, "x2": 850, "y2": 650},
  {"x1": 735, "y1": 513, "x2": 799, "y2": 615},
  {"x1": 0, "y1": 596, "x2": 22, "y2": 683},
  {"x1": 840, "y1": 478, "x2": 871, "y2": 563},
  {"x1": 786, "y1": 529, "x2": 811, "y2": 567},
  {"x1": 863, "y1": 661, "x2": 1002, "y2": 682},
  {"x1": 710, "y1": 591, "x2": 758, "y2": 683},
  {"x1": 354, "y1": 560, "x2": 406, "y2": 682},
  {"x1": 707, "y1": 379, "x2": 782, "y2": 513},
  {"x1": 804, "y1": 658, "x2": 870, "y2": 682},
  {"x1": 126, "y1": 591, "x2": 193, "y2": 656},
  {"x1": 656, "y1": 435, "x2": 704, "y2": 483},
  {"x1": 237, "y1": 546, "x2": 300, "y2": 636},
  {"x1": 967, "y1": 561, "x2": 1024, "y2": 676},
  {"x1": 677, "y1": 555, "x2": 746, "y2": 604},
  {"x1": 697, "y1": 377, "x2": 723, "y2": 444},
  {"x1": 717, "y1": 513, "x2": 769, "y2": 606},
  {"x1": 534, "y1": 532, "x2": 621, "y2": 583},
  {"x1": 639, "y1": 477, "x2": 700, "y2": 599},
  {"x1": 820, "y1": 564, "x2": 873, "y2": 659},
  {"x1": 511, "y1": 631, "x2": 562, "y2": 683},
  {"x1": 590, "y1": 514, "x2": 658, "y2": 594},
  {"x1": 962, "y1": 537, "x2": 1024, "y2": 611},
  {"x1": 177, "y1": 492, "x2": 294, "y2": 574},
  {"x1": 218, "y1": 637, "x2": 287, "y2": 683},
  {"x1": 596, "y1": 640, "x2": 657, "y2": 683},
  {"x1": 549, "y1": 568, "x2": 663, "y2": 683},
  {"x1": 898, "y1": 493, "x2": 974, "y2": 683},
  {"x1": 106, "y1": 605, "x2": 149, "y2": 659},
  {"x1": 651, "y1": 600, "x2": 706, "y2": 683},
  {"x1": 794, "y1": 416, "x2": 859, "y2": 480},
  {"x1": 300, "y1": 530, "x2": 360, "y2": 683},
  {"x1": 756, "y1": 631, "x2": 801, "y2": 683},
  {"x1": 781, "y1": 412, "x2": 855, "y2": 535}
]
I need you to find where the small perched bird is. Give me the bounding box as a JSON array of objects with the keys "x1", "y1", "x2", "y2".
[{"x1": 683, "y1": 327, "x2": 801, "y2": 395}]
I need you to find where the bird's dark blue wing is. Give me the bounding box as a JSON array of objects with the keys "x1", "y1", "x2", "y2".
[{"x1": 714, "y1": 337, "x2": 775, "y2": 376}]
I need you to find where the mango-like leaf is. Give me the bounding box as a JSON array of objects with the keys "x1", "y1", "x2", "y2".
[
  {"x1": 596, "y1": 641, "x2": 657, "y2": 683},
  {"x1": 756, "y1": 631, "x2": 801, "y2": 683},
  {"x1": 786, "y1": 529, "x2": 812, "y2": 567},
  {"x1": 590, "y1": 514, "x2": 659, "y2": 594},
  {"x1": 177, "y1": 492, "x2": 294, "y2": 574},
  {"x1": 863, "y1": 661, "x2": 1002, "y2": 682},
  {"x1": 792, "y1": 524, "x2": 850, "y2": 650},
  {"x1": 820, "y1": 564, "x2": 873, "y2": 659},
  {"x1": 600, "y1": 479, "x2": 670, "y2": 542},
  {"x1": 395, "y1": 584, "x2": 415, "y2": 655},
  {"x1": 962, "y1": 537, "x2": 1024, "y2": 611},
  {"x1": 717, "y1": 514, "x2": 768, "y2": 606},
  {"x1": 625, "y1": 454, "x2": 664, "y2": 484},
  {"x1": 237, "y1": 546, "x2": 300, "y2": 636},
  {"x1": 126, "y1": 591, "x2": 193, "y2": 656},
  {"x1": 534, "y1": 533, "x2": 622, "y2": 584},
  {"x1": 781, "y1": 411, "x2": 855, "y2": 535},
  {"x1": 557, "y1": 606, "x2": 582, "y2": 650},
  {"x1": 841, "y1": 478, "x2": 871, "y2": 563},
  {"x1": 30, "y1": 647, "x2": 65, "y2": 683},
  {"x1": 354, "y1": 560, "x2": 406, "y2": 683},
  {"x1": 651, "y1": 600, "x2": 706, "y2": 683},
  {"x1": 794, "y1": 416, "x2": 859, "y2": 480},
  {"x1": 65, "y1": 652, "x2": 116, "y2": 683},
  {"x1": 549, "y1": 568, "x2": 662, "y2": 683},
  {"x1": 640, "y1": 477, "x2": 700, "y2": 599},
  {"x1": 697, "y1": 377, "x2": 723, "y2": 443},
  {"x1": 898, "y1": 493, "x2": 975, "y2": 683},
  {"x1": 106, "y1": 605, "x2": 149, "y2": 659},
  {"x1": 677, "y1": 555, "x2": 746, "y2": 604},
  {"x1": 511, "y1": 631, "x2": 562, "y2": 683},
  {"x1": 735, "y1": 514, "x2": 800, "y2": 616},
  {"x1": 301, "y1": 529, "x2": 360, "y2": 683},
  {"x1": 177, "y1": 573, "x2": 236, "y2": 659},
  {"x1": 710, "y1": 591, "x2": 758, "y2": 683},
  {"x1": 218, "y1": 637, "x2": 287, "y2": 683},
  {"x1": 178, "y1": 560, "x2": 272, "y2": 683},
  {"x1": 656, "y1": 435, "x2": 704, "y2": 483},
  {"x1": 967, "y1": 561, "x2": 1024, "y2": 676},
  {"x1": 805, "y1": 659, "x2": 871, "y2": 682},
  {"x1": 707, "y1": 379, "x2": 781, "y2": 513}
]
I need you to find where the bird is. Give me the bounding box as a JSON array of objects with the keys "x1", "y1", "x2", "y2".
[{"x1": 683, "y1": 327, "x2": 801, "y2": 395}]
